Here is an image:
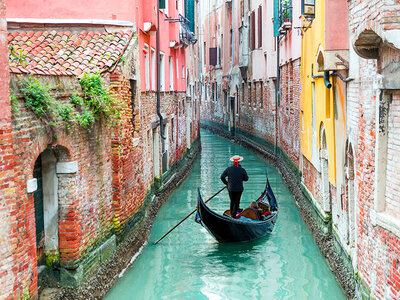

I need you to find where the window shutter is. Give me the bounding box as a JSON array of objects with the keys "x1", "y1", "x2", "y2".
[
  {"x1": 258, "y1": 6, "x2": 262, "y2": 48},
  {"x1": 209, "y1": 47, "x2": 217, "y2": 66},
  {"x1": 273, "y1": 0, "x2": 279, "y2": 36}
]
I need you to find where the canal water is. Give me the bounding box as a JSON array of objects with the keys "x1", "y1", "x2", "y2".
[{"x1": 106, "y1": 130, "x2": 345, "y2": 299}]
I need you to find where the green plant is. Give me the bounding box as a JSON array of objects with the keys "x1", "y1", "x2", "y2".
[
  {"x1": 18, "y1": 76, "x2": 54, "y2": 120},
  {"x1": 58, "y1": 104, "x2": 74, "y2": 130},
  {"x1": 69, "y1": 93, "x2": 83, "y2": 106},
  {"x1": 78, "y1": 72, "x2": 120, "y2": 124},
  {"x1": 17, "y1": 72, "x2": 121, "y2": 136},
  {"x1": 9, "y1": 45, "x2": 28, "y2": 67},
  {"x1": 75, "y1": 108, "x2": 95, "y2": 129},
  {"x1": 282, "y1": 0, "x2": 291, "y2": 20},
  {"x1": 10, "y1": 91, "x2": 20, "y2": 115}
]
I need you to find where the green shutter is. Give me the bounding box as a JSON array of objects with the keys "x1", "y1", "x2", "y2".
[
  {"x1": 159, "y1": 0, "x2": 165, "y2": 9},
  {"x1": 273, "y1": 0, "x2": 279, "y2": 36},
  {"x1": 185, "y1": 0, "x2": 195, "y2": 32}
]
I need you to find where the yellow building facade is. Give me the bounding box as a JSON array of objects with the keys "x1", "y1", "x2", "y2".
[{"x1": 300, "y1": 0, "x2": 348, "y2": 213}]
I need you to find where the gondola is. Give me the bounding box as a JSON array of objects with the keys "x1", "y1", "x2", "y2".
[{"x1": 196, "y1": 171, "x2": 278, "y2": 243}]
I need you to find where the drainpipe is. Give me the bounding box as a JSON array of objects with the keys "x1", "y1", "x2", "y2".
[
  {"x1": 157, "y1": 0, "x2": 166, "y2": 139},
  {"x1": 275, "y1": 35, "x2": 280, "y2": 155}
]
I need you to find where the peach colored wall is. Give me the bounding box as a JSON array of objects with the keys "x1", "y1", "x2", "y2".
[
  {"x1": 7, "y1": 0, "x2": 135, "y2": 21},
  {"x1": 325, "y1": 0, "x2": 349, "y2": 51}
]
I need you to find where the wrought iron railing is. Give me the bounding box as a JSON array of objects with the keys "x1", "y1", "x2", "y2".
[{"x1": 179, "y1": 14, "x2": 197, "y2": 45}]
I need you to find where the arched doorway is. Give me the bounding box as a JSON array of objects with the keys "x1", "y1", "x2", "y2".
[
  {"x1": 33, "y1": 154, "x2": 45, "y2": 266},
  {"x1": 320, "y1": 125, "x2": 331, "y2": 213},
  {"x1": 32, "y1": 146, "x2": 70, "y2": 276}
]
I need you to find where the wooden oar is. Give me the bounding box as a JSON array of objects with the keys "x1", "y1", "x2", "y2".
[{"x1": 154, "y1": 186, "x2": 227, "y2": 244}]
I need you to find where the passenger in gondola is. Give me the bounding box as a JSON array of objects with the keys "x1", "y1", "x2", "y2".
[{"x1": 220, "y1": 155, "x2": 249, "y2": 219}]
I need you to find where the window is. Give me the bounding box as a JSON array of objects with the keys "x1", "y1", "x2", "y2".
[
  {"x1": 230, "y1": 29, "x2": 233, "y2": 58},
  {"x1": 251, "y1": 11, "x2": 255, "y2": 50},
  {"x1": 164, "y1": 0, "x2": 169, "y2": 16},
  {"x1": 144, "y1": 44, "x2": 150, "y2": 90},
  {"x1": 249, "y1": 82, "x2": 252, "y2": 106},
  {"x1": 176, "y1": 57, "x2": 179, "y2": 80},
  {"x1": 182, "y1": 66, "x2": 185, "y2": 79},
  {"x1": 151, "y1": 48, "x2": 155, "y2": 90},
  {"x1": 129, "y1": 79, "x2": 137, "y2": 133},
  {"x1": 171, "y1": 117, "x2": 175, "y2": 143},
  {"x1": 169, "y1": 56, "x2": 174, "y2": 91},
  {"x1": 204, "y1": 42, "x2": 206, "y2": 66},
  {"x1": 160, "y1": 52, "x2": 165, "y2": 91},
  {"x1": 209, "y1": 47, "x2": 218, "y2": 66}
]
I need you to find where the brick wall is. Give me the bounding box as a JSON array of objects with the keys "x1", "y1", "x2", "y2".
[
  {"x1": 278, "y1": 59, "x2": 301, "y2": 167},
  {"x1": 0, "y1": 1, "x2": 34, "y2": 299},
  {"x1": 348, "y1": 0, "x2": 400, "y2": 297},
  {"x1": 10, "y1": 75, "x2": 114, "y2": 269}
]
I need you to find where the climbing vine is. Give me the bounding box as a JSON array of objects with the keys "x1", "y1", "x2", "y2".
[{"x1": 17, "y1": 73, "x2": 120, "y2": 135}]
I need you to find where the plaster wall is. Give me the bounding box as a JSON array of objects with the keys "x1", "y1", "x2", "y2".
[{"x1": 7, "y1": 0, "x2": 136, "y2": 22}]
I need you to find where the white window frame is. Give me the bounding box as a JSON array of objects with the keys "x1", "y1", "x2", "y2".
[
  {"x1": 160, "y1": 52, "x2": 165, "y2": 92},
  {"x1": 176, "y1": 57, "x2": 179, "y2": 80},
  {"x1": 151, "y1": 48, "x2": 156, "y2": 90},
  {"x1": 144, "y1": 44, "x2": 150, "y2": 91},
  {"x1": 169, "y1": 56, "x2": 174, "y2": 91}
]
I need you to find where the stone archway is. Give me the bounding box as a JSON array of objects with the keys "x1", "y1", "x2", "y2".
[
  {"x1": 30, "y1": 145, "x2": 73, "y2": 278},
  {"x1": 320, "y1": 125, "x2": 331, "y2": 213}
]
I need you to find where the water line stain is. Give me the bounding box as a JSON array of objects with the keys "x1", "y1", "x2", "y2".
[{"x1": 106, "y1": 130, "x2": 345, "y2": 300}]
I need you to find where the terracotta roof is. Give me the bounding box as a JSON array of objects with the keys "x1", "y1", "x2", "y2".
[{"x1": 8, "y1": 29, "x2": 133, "y2": 76}]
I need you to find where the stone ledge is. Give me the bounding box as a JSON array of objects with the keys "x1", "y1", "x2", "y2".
[
  {"x1": 375, "y1": 211, "x2": 400, "y2": 238},
  {"x1": 56, "y1": 161, "x2": 78, "y2": 174}
]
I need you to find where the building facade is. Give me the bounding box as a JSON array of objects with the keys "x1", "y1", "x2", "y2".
[
  {"x1": 1, "y1": 0, "x2": 199, "y2": 297},
  {"x1": 347, "y1": 0, "x2": 400, "y2": 298}
]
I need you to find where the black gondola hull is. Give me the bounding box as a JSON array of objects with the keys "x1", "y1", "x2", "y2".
[{"x1": 197, "y1": 176, "x2": 278, "y2": 243}]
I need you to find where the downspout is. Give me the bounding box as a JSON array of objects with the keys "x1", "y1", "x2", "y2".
[
  {"x1": 157, "y1": 0, "x2": 166, "y2": 139},
  {"x1": 275, "y1": 35, "x2": 280, "y2": 155}
]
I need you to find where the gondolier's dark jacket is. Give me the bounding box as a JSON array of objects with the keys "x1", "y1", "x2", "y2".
[{"x1": 220, "y1": 165, "x2": 249, "y2": 192}]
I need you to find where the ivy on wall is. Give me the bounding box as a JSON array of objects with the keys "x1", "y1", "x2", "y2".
[{"x1": 13, "y1": 73, "x2": 121, "y2": 135}]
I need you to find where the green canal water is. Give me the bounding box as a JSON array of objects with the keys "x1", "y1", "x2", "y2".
[{"x1": 106, "y1": 130, "x2": 345, "y2": 300}]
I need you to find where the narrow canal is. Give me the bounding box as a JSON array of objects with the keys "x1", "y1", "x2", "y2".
[{"x1": 106, "y1": 130, "x2": 345, "y2": 299}]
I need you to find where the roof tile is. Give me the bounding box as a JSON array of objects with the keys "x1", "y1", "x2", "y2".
[{"x1": 8, "y1": 29, "x2": 132, "y2": 76}]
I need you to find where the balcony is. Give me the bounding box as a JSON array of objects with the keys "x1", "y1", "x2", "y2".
[{"x1": 179, "y1": 14, "x2": 197, "y2": 45}]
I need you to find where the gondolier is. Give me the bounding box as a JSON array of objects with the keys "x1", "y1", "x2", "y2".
[{"x1": 220, "y1": 155, "x2": 249, "y2": 219}]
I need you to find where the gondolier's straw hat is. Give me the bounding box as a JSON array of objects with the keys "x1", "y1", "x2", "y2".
[{"x1": 229, "y1": 155, "x2": 244, "y2": 162}]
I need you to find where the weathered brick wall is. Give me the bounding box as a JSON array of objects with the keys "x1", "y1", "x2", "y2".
[
  {"x1": 10, "y1": 75, "x2": 114, "y2": 270},
  {"x1": 140, "y1": 91, "x2": 192, "y2": 182},
  {"x1": 109, "y1": 70, "x2": 147, "y2": 229},
  {"x1": 348, "y1": 0, "x2": 400, "y2": 297},
  {"x1": 278, "y1": 60, "x2": 301, "y2": 168},
  {"x1": 302, "y1": 155, "x2": 322, "y2": 203},
  {"x1": 0, "y1": 1, "x2": 31, "y2": 299}
]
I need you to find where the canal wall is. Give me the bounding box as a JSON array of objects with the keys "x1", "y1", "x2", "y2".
[
  {"x1": 49, "y1": 137, "x2": 201, "y2": 299},
  {"x1": 200, "y1": 120, "x2": 356, "y2": 298}
]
